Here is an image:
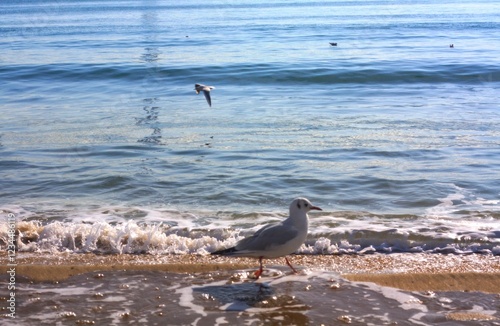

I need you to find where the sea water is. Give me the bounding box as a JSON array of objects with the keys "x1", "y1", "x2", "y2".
[{"x1": 1, "y1": 0, "x2": 499, "y2": 256}]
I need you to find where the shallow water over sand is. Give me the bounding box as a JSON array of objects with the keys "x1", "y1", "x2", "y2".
[{"x1": 4, "y1": 268, "x2": 499, "y2": 325}]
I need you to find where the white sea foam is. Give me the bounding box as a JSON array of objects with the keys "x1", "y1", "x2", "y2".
[
  {"x1": 4, "y1": 214, "x2": 497, "y2": 255},
  {"x1": 1, "y1": 189, "x2": 499, "y2": 256},
  {"x1": 425, "y1": 183, "x2": 500, "y2": 219}
]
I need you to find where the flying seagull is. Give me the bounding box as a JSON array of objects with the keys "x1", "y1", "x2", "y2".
[
  {"x1": 194, "y1": 83, "x2": 215, "y2": 107},
  {"x1": 211, "y1": 197, "x2": 322, "y2": 278}
]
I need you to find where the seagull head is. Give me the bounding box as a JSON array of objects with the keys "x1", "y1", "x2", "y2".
[{"x1": 290, "y1": 197, "x2": 322, "y2": 215}]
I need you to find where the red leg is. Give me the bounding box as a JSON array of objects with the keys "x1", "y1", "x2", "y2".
[
  {"x1": 285, "y1": 257, "x2": 298, "y2": 274},
  {"x1": 253, "y1": 256, "x2": 264, "y2": 279}
]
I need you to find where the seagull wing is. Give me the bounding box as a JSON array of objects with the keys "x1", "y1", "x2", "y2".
[
  {"x1": 202, "y1": 89, "x2": 212, "y2": 107},
  {"x1": 235, "y1": 222, "x2": 298, "y2": 252}
]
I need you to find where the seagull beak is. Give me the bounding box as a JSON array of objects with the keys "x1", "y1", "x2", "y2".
[{"x1": 310, "y1": 206, "x2": 322, "y2": 211}]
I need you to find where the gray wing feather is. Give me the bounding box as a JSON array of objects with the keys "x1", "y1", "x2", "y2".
[
  {"x1": 202, "y1": 90, "x2": 212, "y2": 106},
  {"x1": 235, "y1": 222, "x2": 298, "y2": 252}
]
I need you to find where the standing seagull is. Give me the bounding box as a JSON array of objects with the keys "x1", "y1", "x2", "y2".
[
  {"x1": 194, "y1": 83, "x2": 215, "y2": 107},
  {"x1": 211, "y1": 198, "x2": 322, "y2": 278}
]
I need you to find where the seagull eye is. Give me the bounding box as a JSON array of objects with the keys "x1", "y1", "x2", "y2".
[
  {"x1": 297, "y1": 202, "x2": 301, "y2": 209},
  {"x1": 305, "y1": 203, "x2": 308, "y2": 207}
]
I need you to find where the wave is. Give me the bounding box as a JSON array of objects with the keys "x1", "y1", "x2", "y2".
[
  {"x1": 1, "y1": 62, "x2": 497, "y2": 86},
  {"x1": 2, "y1": 206, "x2": 499, "y2": 256}
]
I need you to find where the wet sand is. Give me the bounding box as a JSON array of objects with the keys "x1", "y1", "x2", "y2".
[
  {"x1": 3, "y1": 252, "x2": 500, "y2": 292},
  {"x1": 2, "y1": 252, "x2": 499, "y2": 324}
]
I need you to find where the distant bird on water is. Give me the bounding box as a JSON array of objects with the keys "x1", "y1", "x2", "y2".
[
  {"x1": 194, "y1": 83, "x2": 215, "y2": 107},
  {"x1": 211, "y1": 197, "x2": 322, "y2": 279},
  {"x1": 329, "y1": 42, "x2": 337, "y2": 46},
  {"x1": 450, "y1": 44, "x2": 454, "y2": 48}
]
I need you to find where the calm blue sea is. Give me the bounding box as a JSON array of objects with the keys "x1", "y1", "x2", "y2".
[{"x1": 1, "y1": 0, "x2": 499, "y2": 255}]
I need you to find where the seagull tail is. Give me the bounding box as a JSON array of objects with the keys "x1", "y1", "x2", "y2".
[{"x1": 211, "y1": 246, "x2": 238, "y2": 256}]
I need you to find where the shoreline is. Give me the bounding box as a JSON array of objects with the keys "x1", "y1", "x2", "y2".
[{"x1": 3, "y1": 252, "x2": 500, "y2": 293}]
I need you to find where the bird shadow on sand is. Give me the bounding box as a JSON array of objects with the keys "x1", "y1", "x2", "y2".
[
  {"x1": 191, "y1": 268, "x2": 313, "y2": 312},
  {"x1": 190, "y1": 270, "x2": 314, "y2": 325},
  {"x1": 193, "y1": 281, "x2": 275, "y2": 311}
]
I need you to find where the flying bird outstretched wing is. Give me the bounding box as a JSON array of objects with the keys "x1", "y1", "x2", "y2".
[{"x1": 194, "y1": 83, "x2": 215, "y2": 107}]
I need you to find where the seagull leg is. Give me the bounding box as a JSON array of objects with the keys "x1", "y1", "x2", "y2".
[
  {"x1": 285, "y1": 257, "x2": 298, "y2": 274},
  {"x1": 253, "y1": 257, "x2": 264, "y2": 279}
]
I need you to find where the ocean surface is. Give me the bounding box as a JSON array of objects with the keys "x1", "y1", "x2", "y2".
[
  {"x1": 1, "y1": 0, "x2": 500, "y2": 324},
  {"x1": 2, "y1": 0, "x2": 499, "y2": 257}
]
